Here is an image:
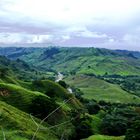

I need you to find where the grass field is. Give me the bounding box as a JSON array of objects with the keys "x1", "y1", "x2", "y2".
[
  {"x1": 85, "y1": 135, "x2": 125, "y2": 140},
  {"x1": 0, "y1": 80, "x2": 79, "y2": 140},
  {"x1": 65, "y1": 75, "x2": 140, "y2": 103},
  {"x1": 0, "y1": 82, "x2": 49, "y2": 112},
  {"x1": 0, "y1": 101, "x2": 58, "y2": 140}
]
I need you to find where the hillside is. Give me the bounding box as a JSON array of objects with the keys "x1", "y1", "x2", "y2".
[
  {"x1": 65, "y1": 75, "x2": 140, "y2": 103},
  {"x1": 0, "y1": 47, "x2": 140, "y2": 140},
  {"x1": 85, "y1": 135, "x2": 124, "y2": 140},
  {"x1": 0, "y1": 101, "x2": 57, "y2": 140},
  {"x1": 1, "y1": 47, "x2": 140, "y2": 76},
  {"x1": 0, "y1": 79, "x2": 82, "y2": 139},
  {"x1": 0, "y1": 56, "x2": 83, "y2": 139},
  {"x1": 37, "y1": 47, "x2": 140, "y2": 75},
  {"x1": 0, "y1": 55, "x2": 35, "y2": 81}
]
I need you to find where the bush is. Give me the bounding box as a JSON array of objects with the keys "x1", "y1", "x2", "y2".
[
  {"x1": 30, "y1": 95, "x2": 58, "y2": 119},
  {"x1": 101, "y1": 114, "x2": 127, "y2": 136},
  {"x1": 72, "y1": 115, "x2": 93, "y2": 139},
  {"x1": 58, "y1": 80, "x2": 68, "y2": 88},
  {"x1": 125, "y1": 120, "x2": 140, "y2": 140},
  {"x1": 86, "y1": 100, "x2": 100, "y2": 114}
]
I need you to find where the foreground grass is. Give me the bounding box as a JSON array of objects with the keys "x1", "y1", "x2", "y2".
[
  {"x1": 0, "y1": 80, "x2": 80, "y2": 139},
  {"x1": 85, "y1": 135, "x2": 125, "y2": 140},
  {"x1": 0, "y1": 101, "x2": 57, "y2": 140},
  {"x1": 0, "y1": 82, "x2": 49, "y2": 112}
]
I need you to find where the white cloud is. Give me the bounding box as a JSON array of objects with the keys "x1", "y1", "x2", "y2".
[
  {"x1": 28, "y1": 35, "x2": 53, "y2": 43},
  {"x1": 123, "y1": 34, "x2": 140, "y2": 43},
  {"x1": 64, "y1": 27, "x2": 108, "y2": 38},
  {"x1": 0, "y1": 33, "x2": 53, "y2": 44},
  {"x1": 108, "y1": 38, "x2": 115, "y2": 43},
  {"x1": 0, "y1": 0, "x2": 140, "y2": 50},
  {"x1": 61, "y1": 35, "x2": 71, "y2": 40},
  {"x1": 79, "y1": 30, "x2": 108, "y2": 38},
  {"x1": 1, "y1": 0, "x2": 140, "y2": 26}
]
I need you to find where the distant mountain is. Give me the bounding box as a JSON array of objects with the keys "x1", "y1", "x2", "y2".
[{"x1": 0, "y1": 47, "x2": 140, "y2": 75}]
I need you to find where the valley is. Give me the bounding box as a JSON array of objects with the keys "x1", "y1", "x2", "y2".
[{"x1": 0, "y1": 47, "x2": 140, "y2": 140}]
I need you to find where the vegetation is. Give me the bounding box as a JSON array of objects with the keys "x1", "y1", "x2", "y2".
[
  {"x1": 65, "y1": 75, "x2": 140, "y2": 103},
  {"x1": 1, "y1": 47, "x2": 140, "y2": 76},
  {"x1": 125, "y1": 120, "x2": 140, "y2": 140},
  {"x1": 85, "y1": 135, "x2": 125, "y2": 140},
  {"x1": 0, "y1": 47, "x2": 140, "y2": 139}
]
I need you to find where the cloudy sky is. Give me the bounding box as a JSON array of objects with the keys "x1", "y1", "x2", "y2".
[{"x1": 0, "y1": 0, "x2": 140, "y2": 50}]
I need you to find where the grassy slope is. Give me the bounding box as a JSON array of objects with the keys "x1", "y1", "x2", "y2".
[
  {"x1": 31, "y1": 80, "x2": 82, "y2": 108},
  {"x1": 24, "y1": 47, "x2": 140, "y2": 76},
  {"x1": 46, "y1": 55, "x2": 140, "y2": 75},
  {"x1": 85, "y1": 135, "x2": 124, "y2": 140},
  {"x1": 2, "y1": 47, "x2": 140, "y2": 76},
  {"x1": 0, "y1": 80, "x2": 81, "y2": 139},
  {"x1": 0, "y1": 82, "x2": 49, "y2": 112},
  {"x1": 65, "y1": 75, "x2": 140, "y2": 103},
  {"x1": 0, "y1": 101, "x2": 57, "y2": 140}
]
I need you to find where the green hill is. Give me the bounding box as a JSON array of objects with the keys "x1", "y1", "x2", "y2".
[
  {"x1": 0, "y1": 47, "x2": 140, "y2": 75},
  {"x1": 1, "y1": 47, "x2": 140, "y2": 75},
  {"x1": 0, "y1": 82, "x2": 49, "y2": 112},
  {"x1": 0, "y1": 79, "x2": 81, "y2": 139},
  {"x1": 0, "y1": 100, "x2": 58, "y2": 140},
  {"x1": 65, "y1": 75, "x2": 140, "y2": 103}
]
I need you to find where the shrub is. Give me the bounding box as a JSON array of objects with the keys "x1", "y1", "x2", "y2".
[
  {"x1": 125, "y1": 120, "x2": 140, "y2": 140},
  {"x1": 30, "y1": 95, "x2": 58, "y2": 119}
]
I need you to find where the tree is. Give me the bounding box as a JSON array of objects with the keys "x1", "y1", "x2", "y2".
[
  {"x1": 58, "y1": 80, "x2": 68, "y2": 88},
  {"x1": 0, "y1": 68, "x2": 9, "y2": 77},
  {"x1": 30, "y1": 95, "x2": 58, "y2": 119},
  {"x1": 125, "y1": 120, "x2": 140, "y2": 140},
  {"x1": 101, "y1": 114, "x2": 127, "y2": 136},
  {"x1": 86, "y1": 100, "x2": 100, "y2": 114},
  {"x1": 72, "y1": 115, "x2": 93, "y2": 139}
]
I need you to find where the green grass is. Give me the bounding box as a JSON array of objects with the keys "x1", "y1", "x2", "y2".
[
  {"x1": 32, "y1": 80, "x2": 70, "y2": 98},
  {"x1": 65, "y1": 75, "x2": 140, "y2": 103},
  {"x1": 0, "y1": 80, "x2": 79, "y2": 139},
  {"x1": 90, "y1": 115, "x2": 102, "y2": 134},
  {"x1": 31, "y1": 80, "x2": 82, "y2": 108},
  {"x1": 0, "y1": 77, "x2": 82, "y2": 113},
  {"x1": 0, "y1": 82, "x2": 49, "y2": 112},
  {"x1": 4, "y1": 47, "x2": 140, "y2": 76},
  {"x1": 0, "y1": 101, "x2": 58, "y2": 140},
  {"x1": 85, "y1": 135, "x2": 125, "y2": 140},
  {"x1": 22, "y1": 47, "x2": 140, "y2": 76}
]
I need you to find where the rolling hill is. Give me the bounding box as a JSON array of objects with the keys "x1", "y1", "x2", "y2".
[
  {"x1": 0, "y1": 100, "x2": 58, "y2": 140},
  {"x1": 0, "y1": 47, "x2": 140, "y2": 76},
  {"x1": 65, "y1": 75, "x2": 140, "y2": 103}
]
